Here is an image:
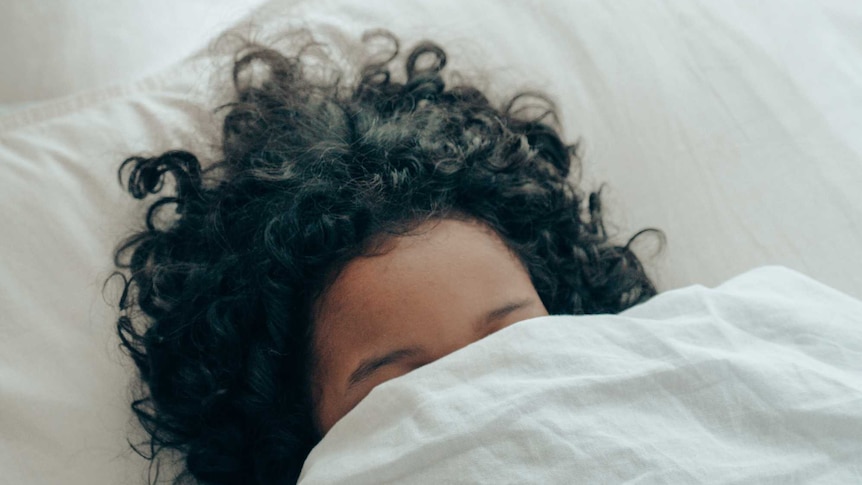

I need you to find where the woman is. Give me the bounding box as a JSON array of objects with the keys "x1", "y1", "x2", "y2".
[{"x1": 111, "y1": 30, "x2": 660, "y2": 484}]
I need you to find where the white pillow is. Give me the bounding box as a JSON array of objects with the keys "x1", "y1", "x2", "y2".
[
  {"x1": 0, "y1": 0, "x2": 267, "y2": 106},
  {"x1": 299, "y1": 266, "x2": 862, "y2": 483},
  {"x1": 0, "y1": 49, "x2": 226, "y2": 485},
  {"x1": 2, "y1": 0, "x2": 862, "y2": 483}
]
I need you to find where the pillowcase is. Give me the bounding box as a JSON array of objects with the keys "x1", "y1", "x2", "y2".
[
  {"x1": 298, "y1": 266, "x2": 862, "y2": 483},
  {"x1": 0, "y1": 47, "x2": 227, "y2": 485},
  {"x1": 0, "y1": 0, "x2": 268, "y2": 106}
]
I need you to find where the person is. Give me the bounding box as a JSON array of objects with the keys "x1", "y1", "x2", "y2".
[{"x1": 110, "y1": 29, "x2": 661, "y2": 485}]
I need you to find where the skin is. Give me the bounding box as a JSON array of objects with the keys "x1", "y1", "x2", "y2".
[{"x1": 311, "y1": 217, "x2": 549, "y2": 434}]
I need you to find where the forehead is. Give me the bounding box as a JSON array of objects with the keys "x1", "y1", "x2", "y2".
[{"x1": 312, "y1": 218, "x2": 530, "y2": 345}]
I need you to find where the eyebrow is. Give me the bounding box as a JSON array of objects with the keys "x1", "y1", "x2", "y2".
[{"x1": 346, "y1": 298, "x2": 535, "y2": 389}]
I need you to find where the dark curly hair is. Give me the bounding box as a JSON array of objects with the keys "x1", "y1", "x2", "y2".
[{"x1": 109, "y1": 29, "x2": 663, "y2": 485}]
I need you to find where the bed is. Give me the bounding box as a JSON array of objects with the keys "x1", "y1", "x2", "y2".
[{"x1": 1, "y1": 0, "x2": 861, "y2": 483}]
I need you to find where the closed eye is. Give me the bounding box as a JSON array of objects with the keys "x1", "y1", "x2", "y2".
[
  {"x1": 347, "y1": 347, "x2": 423, "y2": 389},
  {"x1": 346, "y1": 298, "x2": 536, "y2": 389},
  {"x1": 475, "y1": 298, "x2": 534, "y2": 334}
]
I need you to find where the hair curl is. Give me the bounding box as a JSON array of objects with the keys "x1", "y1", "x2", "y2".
[{"x1": 109, "y1": 30, "x2": 663, "y2": 485}]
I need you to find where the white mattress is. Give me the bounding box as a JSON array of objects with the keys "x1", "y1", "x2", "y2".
[
  {"x1": 1, "y1": 0, "x2": 861, "y2": 483},
  {"x1": 300, "y1": 266, "x2": 862, "y2": 483}
]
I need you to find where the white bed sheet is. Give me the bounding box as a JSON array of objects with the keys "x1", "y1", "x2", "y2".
[
  {"x1": 1, "y1": 0, "x2": 862, "y2": 484},
  {"x1": 299, "y1": 266, "x2": 862, "y2": 484}
]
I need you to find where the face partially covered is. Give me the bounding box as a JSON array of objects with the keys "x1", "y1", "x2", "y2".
[{"x1": 311, "y1": 218, "x2": 549, "y2": 434}]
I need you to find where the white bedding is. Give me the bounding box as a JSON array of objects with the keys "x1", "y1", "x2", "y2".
[
  {"x1": 299, "y1": 266, "x2": 862, "y2": 484},
  {"x1": 0, "y1": 0, "x2": 268, "y2": 109},
  {"x1": 2, "y1": 0, "x2": 862, "y2": 484}
]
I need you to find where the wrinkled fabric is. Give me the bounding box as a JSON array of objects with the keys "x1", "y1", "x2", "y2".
[{"x1": 300, "y1": 266, "x2": 862, "y2": 484}]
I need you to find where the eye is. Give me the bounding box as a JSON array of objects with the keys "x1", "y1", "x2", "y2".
[{"x1": 489, "y1": 315, "x2": 516, "y2": 332}]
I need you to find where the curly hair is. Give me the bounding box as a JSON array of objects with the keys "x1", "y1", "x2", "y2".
[{"x1": 109, "y1": 30, "x2": 662, "y2": 485}]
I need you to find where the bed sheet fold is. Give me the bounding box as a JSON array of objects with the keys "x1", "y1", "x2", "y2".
[{"x1": 300, "y1": 266, "x2": 862, "y2": 484}]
